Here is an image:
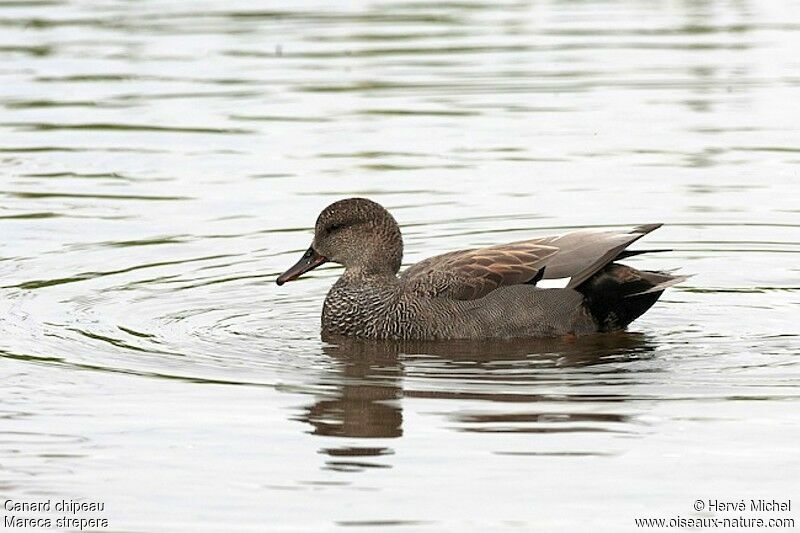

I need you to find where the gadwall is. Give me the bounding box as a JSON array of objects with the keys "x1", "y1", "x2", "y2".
[{"x1": 276, "y1": 198, "x2": 687, "y2": 340}]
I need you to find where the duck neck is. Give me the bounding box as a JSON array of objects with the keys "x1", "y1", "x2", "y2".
[
  {"x1": 340, "y1": 265, "x2": 398, "y2": 284},
  {"x1": 323, "y1": 267, "x2": 401, "y2": 338},
  {"x1": 341, "y1": 237, "x2": 403, "y2": 282}
]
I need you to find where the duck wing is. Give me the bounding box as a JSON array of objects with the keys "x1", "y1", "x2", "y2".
[
  {"x1": 401, "y1": 224, "x2": 665, "y2": 298},
  {"x1": 401, "y1": 242, "x2": 558, "y2": 300},
  {"x1": 532, "y1": 224, "x2": 664, "y2": 288}
]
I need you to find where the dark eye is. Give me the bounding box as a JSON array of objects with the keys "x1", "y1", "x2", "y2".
[{"x1": 327, "y1": 223, "x2": 345, "y2": 233}]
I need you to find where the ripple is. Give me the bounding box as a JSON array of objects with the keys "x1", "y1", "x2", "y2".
[
  {"x1": 4, "y1": 254, "x2": 232, "y2": 289},
  {"x1": 4, "y1": 122, "x2": 253, "y2": 134},
  {"x1": 2, "y1": 191, "x2": 189, "y2": 201}
]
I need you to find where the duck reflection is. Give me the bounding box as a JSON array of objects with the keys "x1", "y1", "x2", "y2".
[
  {"x1": 299, "y1": 339, "x2": 404, "y2": 439},
  {"x1": 298, "y1": 332, "x2": 658, "y2": 446},
  {"x1": 322, "y1": 330, "x2": 659, "y2": 367}
]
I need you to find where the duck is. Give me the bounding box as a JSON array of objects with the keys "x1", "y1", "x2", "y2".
[{"x1": 276, "y1": 198, "x2": 687, "y2": 340}]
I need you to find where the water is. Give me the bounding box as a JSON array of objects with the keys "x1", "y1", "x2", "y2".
[{"x1": 1, "y1": 0, "x2": 799, "y2": 530}]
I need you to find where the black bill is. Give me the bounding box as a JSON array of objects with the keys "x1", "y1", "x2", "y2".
[{"x1": 276, "y1": 246, "x2": 328, "y2": 285}]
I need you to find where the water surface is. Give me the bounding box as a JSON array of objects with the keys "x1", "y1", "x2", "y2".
[{"x1": 1, "y1": 0, "x2": 799, "y2": 531}]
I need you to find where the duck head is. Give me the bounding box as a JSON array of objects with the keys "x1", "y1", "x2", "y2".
[{"x1": 276, "y1": 198, "x2": 403, "y2": 285}]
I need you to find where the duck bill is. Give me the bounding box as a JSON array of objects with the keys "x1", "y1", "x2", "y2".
[{"x1": 276, "y1": 246, "x2": 328, "y2": 285}]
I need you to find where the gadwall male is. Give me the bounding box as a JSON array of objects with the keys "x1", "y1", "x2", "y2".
[{"x1": 276, "y1": 198, "x2": 687, "y2": 340}]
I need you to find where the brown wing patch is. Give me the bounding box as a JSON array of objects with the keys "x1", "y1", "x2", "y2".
[{"x1": 404, "y1": 242, "x2": 558, "y2": 300}]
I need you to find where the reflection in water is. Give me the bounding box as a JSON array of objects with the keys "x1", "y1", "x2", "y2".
[
  {"x1": 321, "y1": 330, "x2": 658, "y2": 362},
  {"x1": 297, "y1": 332, "x2": 658, "y2": 462},
  {"x1": 295, "y1": 342, "x2": 404, "y2": 473},
  {"x1": 298, "y1": 346, "x2": 403, "y2": 439}
]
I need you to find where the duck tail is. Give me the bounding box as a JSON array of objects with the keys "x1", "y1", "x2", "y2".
[{"x1": 576, "y1": 263, "x2": 689, "y2": 331}]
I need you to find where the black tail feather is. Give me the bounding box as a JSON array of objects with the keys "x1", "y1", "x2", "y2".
[{"x1": 576, "y1": 262, "x2": 682, "y2": 331}]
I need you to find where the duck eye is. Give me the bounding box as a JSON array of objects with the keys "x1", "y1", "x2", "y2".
[{"x1": 327, "y1": 223, "x2": 345, "y2": 233}]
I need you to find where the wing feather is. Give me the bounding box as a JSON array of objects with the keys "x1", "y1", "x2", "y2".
[
  {"x1": 401, "y1": 242, "x2": 558, "y2": 300},
  {"x1": 400, "y1": 223, "x2": 664, "y2": 298}
]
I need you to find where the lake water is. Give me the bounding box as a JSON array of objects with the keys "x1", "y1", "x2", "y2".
[{"x1": 1, "y1": 0, "x2": 799, "y2": 531}]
